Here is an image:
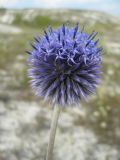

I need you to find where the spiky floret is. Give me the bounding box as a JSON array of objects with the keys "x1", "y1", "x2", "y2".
[{"x1": 27, "y1": 24, "x2": 103, "y2": 106}]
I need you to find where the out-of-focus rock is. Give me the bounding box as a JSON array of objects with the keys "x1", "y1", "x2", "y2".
[{"x1": 0, "y1": 23, "x2": 22, "y2": 34}]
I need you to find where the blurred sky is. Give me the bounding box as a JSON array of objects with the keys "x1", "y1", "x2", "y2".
[{"x1": 0, "y1": 0, "x2": 120, "y2": 16}]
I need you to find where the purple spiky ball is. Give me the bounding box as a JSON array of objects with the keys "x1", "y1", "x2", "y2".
[{"x1": 27, "y1": 23, "x2": 103, "y2": 106}]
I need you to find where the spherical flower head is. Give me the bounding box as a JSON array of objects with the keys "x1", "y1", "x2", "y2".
[{"x1": 27, "y1": 23, "x2": 103, "y2": 107}]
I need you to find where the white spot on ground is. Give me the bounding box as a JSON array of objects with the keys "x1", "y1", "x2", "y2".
[{"x1": 0, "y1": 23, "x2": 22, "y2": 34}]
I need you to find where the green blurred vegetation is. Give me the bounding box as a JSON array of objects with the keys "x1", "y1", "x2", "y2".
[
  {"x1": 13, "y1": 14, "x2": 62, "y2": 28},
  {"x1": 0, "y1": 8, "x2": 6, "y2": 14}
]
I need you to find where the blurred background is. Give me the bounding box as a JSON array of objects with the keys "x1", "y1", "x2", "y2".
[{"x1": 0, "y1": 0, "x2": 120, "y2": 160}]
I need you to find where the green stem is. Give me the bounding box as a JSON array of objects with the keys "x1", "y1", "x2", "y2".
[{"x1": 46, "y1": 105, "x2": 61, "y2": 160}]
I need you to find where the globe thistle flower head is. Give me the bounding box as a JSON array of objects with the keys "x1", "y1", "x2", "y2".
[{"x1": 27, "y1": 23, "x2": 103, "y2": 107}]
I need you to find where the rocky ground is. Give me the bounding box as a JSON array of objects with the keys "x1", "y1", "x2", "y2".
[
  {"x1": 0, "y1": 100, "x2": 120, "y2": 160},
  {"x1": 0, "y1": 23, "x2": 22, "y2": 34}
]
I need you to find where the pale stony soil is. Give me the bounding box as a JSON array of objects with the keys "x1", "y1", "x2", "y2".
[
  {"x1": 0, "y1": 100, "x2": 120, "y2": 160},
  {"x1": 0, "y1": 23, "x2": 22, "y2": 34}
]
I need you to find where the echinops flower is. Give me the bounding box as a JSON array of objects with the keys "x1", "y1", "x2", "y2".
[{"x1": 27, "y1": 23, "x2": 103, "y2": 106}]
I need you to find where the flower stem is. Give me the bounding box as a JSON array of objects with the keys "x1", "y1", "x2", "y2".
[{"x1": 46, "y1": 105, "x2": 61, "y2": 160}]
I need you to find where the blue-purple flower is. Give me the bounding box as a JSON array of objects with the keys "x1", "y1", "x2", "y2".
[{"x1": 27, "y1": 23, "x2": 103, "y2": 106}]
